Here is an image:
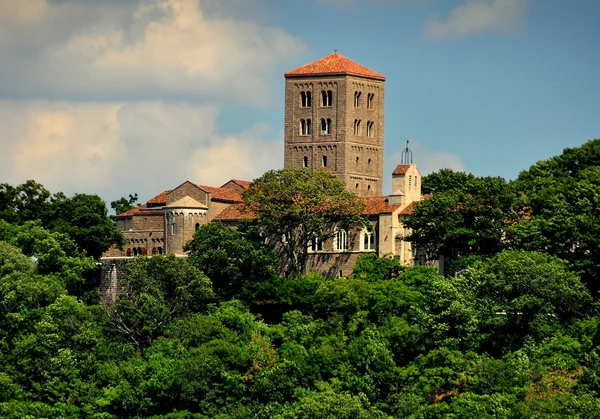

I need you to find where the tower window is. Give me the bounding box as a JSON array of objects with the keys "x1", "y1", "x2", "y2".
[
  {"x1": 303, "y1": 156, "x2": 308, "y2": 168},
  {"x1": 353, "y1": 119, "x2": 361, "y2": 136},
  {"x1": 354, "y1": 91, "x2": 362, "y2": 107},
  {"x1": 367, "y1": 185, "x2": 371, "y2": 191},
  {"x1": 366, "y1": 121, "x2": 374, "y2": 137},
  {"x1": 195, "y1": 223, "x2": 200, "y2": 231},
  {"x1": 367, "y1": 93, "x2": 375, "y2": 109},
  {"x1": 356, "y1": 156, "x2": 359, "y2": 164},
  {"x1": 355, "y1": 183, "x2": 359, "y2": 189},
  {"x1": 300, "y1": 119, "x2": 312, "y2": 136},
  {"x1": 300, "y1": 91, "x2": 312, "y2": 108},
  {"x1": 322, "y1": 156, "x2": 328, "y2": 167},
  {"x1": 368, "y1": 158, "x2": 372, "y2": 165},
  {"x1": 172, "y1": 223, "x2": 177, "y2": 235},
  {"x1": 321, "y1": 90, "x2": 333, "y2": 107},
  {"x1": 320, "y1": 118, "x2": 332, "y2": 135}
]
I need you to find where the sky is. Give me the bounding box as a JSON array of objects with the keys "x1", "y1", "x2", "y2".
[{"x1": 1, "y1": 0, "x2": 599, "y2": 205}]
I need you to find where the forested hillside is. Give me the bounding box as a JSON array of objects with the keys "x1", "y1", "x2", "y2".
[{"x1": 1, "y1": 140, "x2": 600, "y2": 418}]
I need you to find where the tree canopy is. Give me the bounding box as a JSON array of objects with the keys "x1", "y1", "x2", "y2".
[{"x1": 242, "y1": 168, "x2": 367, "y2": 276}]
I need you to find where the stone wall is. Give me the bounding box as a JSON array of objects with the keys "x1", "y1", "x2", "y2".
[{"x1": 99, "y1": 257, "x2": 130, "y2": 305}]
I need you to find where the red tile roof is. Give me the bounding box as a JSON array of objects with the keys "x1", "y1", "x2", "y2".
[
  {"x1": 399, "y1": 195, "x2": 432, "y2": 215},
  {"x1": 147, "y1": 190, "x2": 170, "y2": 205},
  {"x1": 285, "y1": 52, "x2": 386, "y2": 81},
  {"x1": 392, "y1": 164, "x2": 411, "y2": 175},
  {"x1": 214, "y1": 203, "x2": 255, "y2": 221},
  {"x1": 194, "y1": 183, "x2": 244, "y2": 203},
  {"x1": 115, "y1": 205, "x2": 164, "y2": 218},
  {"x1": 222, "y1": 179, "x2": 252, "y2": 190},
  {"x1": 363, "y1": 196, "x2": 400, "y2": 215}
]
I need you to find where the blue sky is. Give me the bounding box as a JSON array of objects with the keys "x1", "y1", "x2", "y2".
[{"x1": 1, "y1": 0, "x2": 598, "y2": 203}]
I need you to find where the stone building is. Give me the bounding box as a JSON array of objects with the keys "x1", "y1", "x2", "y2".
[{"x1": 101, "y1": 52, "x2": 425, "y2": 297}]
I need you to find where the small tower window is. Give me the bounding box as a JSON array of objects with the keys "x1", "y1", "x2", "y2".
[
  {"x1": 368, "y1": 158, "x2": 372, "y2": 165},
  {"x1": 195, "y1": 223, "x2": 200, "y2": 231},
  {"x1": 300, "y1": 119, "x2": 312, "y2": 136},
  {"x1": 321, "y1": 90, "x2": 333, "y2": 107},
  {"x1": 303, "y1": 156, "x2": 309, "y2": 168},
  {"x1": 356, "y1": 156, "x2": 359, "y2": 164},
  {"x1": 353, "y1": 119, "x2": 361, "y2": 136},
  {"x1": 355, "y1": 183, "x2": 359, "y2": 189},
  {"x1": 320, "y1": 118, "x2": 332, "y2": 135},
  {"x1": 172, "y1": 223, "x2": 177, "y2": 235},
  {"x1": 367, "y1": 93, "x2": 375, "y2": 109},
  {"x1": 367, "y1": 185, "x2": 371, "y2": 192},
  {"x1": 322, "y1": 156, "x2": 328, "y2": 167},
  {"x1": 354, "y1": 91, "x2": 362, "y2": 107},
  {"x1": 300, "y1": 91, "x2": 312, "y2": 108},
  {"x1": 366, "y1": 121, "x2": 374, "y2": 137}
]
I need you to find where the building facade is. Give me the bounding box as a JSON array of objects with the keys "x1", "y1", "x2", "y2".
[{"x1": 101, "y1": 52, "x2": 425, "y2": 299}]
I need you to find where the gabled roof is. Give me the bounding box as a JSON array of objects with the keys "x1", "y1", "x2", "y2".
[
  {"x1": 363, "y1": 196, "x2": 400, "y2": 215},
  {"x1": 193, "y1": 183, "x2": 244, "y2": 203},
  {"x1": 164, "y1": 196, "x2": 208, "y2": 209},
  {"x1": 147, "y1": 190, "x2": 170, "y2": 205},
  {"x1": 221, "y1": 179, "x2": 252, "y2": 190},
  {"x1": 392, "y1": 164, "x2": 411, "y2": 175},
  {"x1": 285, "y1": 52, "x2": 386, "y2": 81},
  {"x1": 214, "y1": 203, "x2": 255, "y2": 221}
]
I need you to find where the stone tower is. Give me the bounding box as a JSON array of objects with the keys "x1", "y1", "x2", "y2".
[{"x1": 284, "y1": 52, "x2": 386, "y2": 197}]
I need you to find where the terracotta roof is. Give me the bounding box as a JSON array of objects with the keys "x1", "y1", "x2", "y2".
[
  {"x1": 193, "y1": 183, "x2": 244, "y2": 203},
  {"x1": 222, "y1": 179, "x2": 252, "y2": 190},
  {"x1": 363, "y1": 196, "x2": 400, "y2": 215},
  {"x1": 147, "y1": 190, "x2": 170, "y2": 205},
  {"x1": 214, "y1": 204, "x2": 255, "y2": 221},
  {"x1": 399, "y1": 195, "x2": 432, "y2": 215},
  {"x1": 392, "y1": 164, "x2": 411, "y2": 175},
  {"x1": 164, "y1": 196, "x2": 208, "y2": 209},
  {"x1": 285, "y1": 52, "x2": 386, "y2": 81},
  {"x1": 115, "y1": 205, "x2": 164, "y2": 218}
]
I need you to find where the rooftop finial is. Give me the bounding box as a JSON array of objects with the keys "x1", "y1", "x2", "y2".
[
  {"x1": 401, "y1": 139, "x2": 413, "y2": 164},
  {"x1": 334, "y1": 49, "x2": 337, "y2": 54}
]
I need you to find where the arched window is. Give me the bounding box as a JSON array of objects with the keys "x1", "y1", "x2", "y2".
[
  {"x1": 300, "y1": 91, "x2": 312, "y2": 108},
  {"x1": 141, "y1": 248, "x2": 147, "y2": 256},
  {"x1": 355, "y1": 183, "x2": 359, "y2": 189},
  {"x1": 303, "y1": 156, "x2": 308, "y2": 168},
  {"x1": 362, "y1": 226, "x2": 376, "y2": 251},
  {"x1": 308, "y1": 234, "x2": 323, "y2": 253},
  {"x1": 334, "y1": 229, "x2": 348, "y2": 251},
  {"x1": 353, "y1": 119, "x2": 361, "y2": 135},
  {"x1": 320, "y1": 118, "x2": 332, "y2": 135},
  {"x1": 321, "y1": 90, "x2": 332, "y2": 107},
  {"x1": 158, "y1": 247, "x2": 163, "y2": 255},
  {"x1": 152, "y1": 247, "x2": 158, "y2": 255},
  {"x1": 367, "y1": 93, "x2": 375, "y2": 109},
  {"x1": 368, "y1": 158, "x2": 372, "y2": 165},
  {"x1": 354, "y1": 91, "x2": 362, "y2": 107},
  {"x1": 172, "y1": 223, "x2": 177, "y2": 235},
  {"x1": 126, "y1": 248, "x2": 132, "y2": 257},
  {"x1": 366, "y1": 121, "x2": 374, "y2": 137},
  {"x1": 137, "y1": 247, "x2": 143, "y2": 256},
  {"x1": 195, "y1": 223, "x2": 200, "y2": 231},
  {"x1": 356, "y1": 156, "x2": 359, "y2": 165},
  {"x1": 367, "y1": 185, "x2": 371, "y2": 192},
  {"x1": 132, "y1": 248, "x2": 138, "y2": 256},
  {"x1": 322, "y1": 156, "x2": 328, "y2": 167}
]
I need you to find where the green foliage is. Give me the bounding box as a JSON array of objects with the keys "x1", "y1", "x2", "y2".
[
  {"x1": 110, "y1": 193, "x2": 139, "y2": 218},
  {"x1": 185, "y1": 222, "x2": 279, "y2": 301},
  {"x1": 350, "y1": 253, "x2": 404, "y2": 282},
  {"x1": 243, "y1": 168, "x2": 367, "y2": 276}
]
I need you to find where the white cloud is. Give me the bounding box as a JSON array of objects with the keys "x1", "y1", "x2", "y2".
[
  {"x1": 0, "y1": 0, "x2": 307, "y2": 105},
  {"x1": 0, "y1": 100, "x2": 282, "y2": 203},
  {"x1": 424, "y1": 0, "x2": 534, "y2": 40}
]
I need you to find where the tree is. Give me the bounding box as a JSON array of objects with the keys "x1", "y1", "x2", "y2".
[
  {"x1": 110, "y1": 193, "x2": 139, "y2": 218},
  {"x1": 420, "y1": 168, "x2": 477, "y2": 195},
  {"x1": 242, "y1": 168, "x2": 367, "y2": 276},
  {"x1": 184, "y1": 222, "x2": 279, "y2": 301}
]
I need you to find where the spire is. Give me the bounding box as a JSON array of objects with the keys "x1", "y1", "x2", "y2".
[{"x1": 401, "y1": 139, "x2": 413, "y2": 164}]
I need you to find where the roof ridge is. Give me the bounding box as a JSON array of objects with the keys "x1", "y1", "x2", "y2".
[{"x1": 285, "y1": 52, "x2": 385, "y2": 81}]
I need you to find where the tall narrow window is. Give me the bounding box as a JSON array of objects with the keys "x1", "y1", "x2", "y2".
[
  {"x1": 300, "y1": 91, "x2": 312, "y2": 108},
  {"x1": 335, "y1": 229, "x2": 348, "y2": 251},
  {"x1": 152, "y1": 247, "x2": 158, "y2": 255},
  {"x1": 321, "y1": 90, "x2": 333, "y2": 107},
  {"x1": 320, "y1": 118, "x2": 332, "y2": 134},
  {"x1": 354, "y1": 91, "x2": 362, "y2": 107},
  {"x1": 195, "y1": 223, "x2": 200, "y2": 231},
  {"x1": 158, "y1": 247, "x2": 163, "y2": 255},
  {"x1": 126, "y1": 248, "x2": 132, "y2": 257},
  {"x1": 303, "y1": 156, "x2": 308, "y2": 168},
  {"x1": 353, "y1": 119, "x2": 361, "y2": 135},
  {"x1": 322, "y1": 155, "x2": 328, "y2": 167},
  {"x1": 367, "y1": 93, "x2": 375, "y2": 109},
  {"x1": 300, "y1": 119, "x2": 312, "y2": 135},
  {"x1": 415, "y1": 176, "x2": 418, "y2": 188},
  {"x1": 362, "y1": 226, "x2": 376, "y2": 250},
  {"x1": 366, "y1": 121, "x2": 374, "y2": 137},
  {"x1": 172, "y1": 223, "x2": 177, "y2": 235},
  {"x1": 308, "y1": 234, "x2": 323, "y2": 252},
  {"x1": 356, "y1": 156, "x2": 359, "y2": 165}
]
